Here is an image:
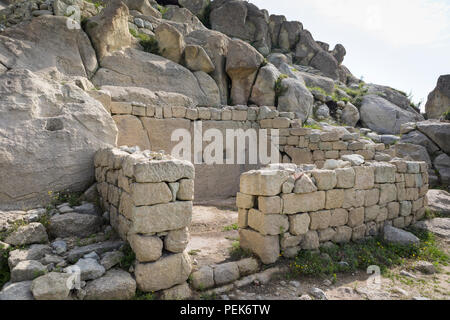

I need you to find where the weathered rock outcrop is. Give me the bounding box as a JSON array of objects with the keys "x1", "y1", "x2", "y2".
[
  {"x1": 0, "y1": 69, "x2": 118, "y2": 210},
  {"x1": 397, "y1": 120, "x2": 450, "y2": 187},
  {"x1": 92, "y1": 48, "x2": 219, "y2": 106},
  {"x1": 155, "y1": 22, "x2": 185, "y2": 64},
  {"x1": 184, "y1": 44, "x2": 215, "y2": 73},
  {"x1": 226, "y1": 39, "x2": 264, "y2": 105},
  {"x1": 360, "y1": 95, "x2": 424, "y2": 134},
  {"x1": 250, "y1": 63, "x2": 281, "y2": 107},
  {"x1": 0, "y1": 15, "x2": 97, "y2": 78},
  {"x1": 85, "y1": 0, "x2": 132, "y2": 61},
  {"x1": 425, "y1": 75, "x2": 450, "y2": 119},
  {"x1": 210, "y1": 0, "x2": 271, "y2": 56},
  {"x1": 277, "y1": 78, "x2": 314, "y2": 122},
  {"x1": 179, "y1": 0, "x2": 210, "y2": 19}
]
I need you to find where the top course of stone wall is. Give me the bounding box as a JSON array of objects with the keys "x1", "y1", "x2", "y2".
[{"x1": 237, "y1": 159, "x2": 429, "y2": 264}]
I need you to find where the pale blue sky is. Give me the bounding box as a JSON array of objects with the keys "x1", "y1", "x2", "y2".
[{"x1": 251, "y1": 0, "x2": 450, "y2": 110}]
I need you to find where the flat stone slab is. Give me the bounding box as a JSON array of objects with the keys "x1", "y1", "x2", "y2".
[
  {"x1": 426, "y1": 190, "x2": 450, "y2": 216},
  {"x1": 414, "y1": 218, "x2": 450, "y2": 239},
  {"x1": 66, "y1": 241, "x2": 125, "y2": 263}
]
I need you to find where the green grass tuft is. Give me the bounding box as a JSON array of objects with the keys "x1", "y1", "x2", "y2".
[
  {"x1": 222, "y1": 224, "x2": 239, "y2": 232},
  {"x1": 134, "y1": 289, "x2": 156, "y2": 300},
  {"x1": 289, "y1": 229, "x2": 449, "y2": 278},
  {"x1": 119, "y1": 244, "x2": 136, "y2": 271},
  {"x1": 229, "y1": 240, "x2": 253, "y2": 261}
]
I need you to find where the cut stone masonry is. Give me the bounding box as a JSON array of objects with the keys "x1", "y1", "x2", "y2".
[
  {"x1": 237, "y1": 160, "x2": 429, "y2": 264},
  {"x1": 94, "y1": 147, "x2": 194, "y2": 293}
]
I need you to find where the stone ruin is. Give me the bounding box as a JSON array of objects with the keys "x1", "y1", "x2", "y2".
[
  {"x1": 91, "y1": 146, "x2": 429, "y2": 296},
  {"x1": 94, "y1": 147, "x2": 194, "y2": 294},
  {"x1": 0, "y1": 0, "x2": 447, "y2": 301},
  {"x1": 101, "y1": 89, "x2": 396, "y2": 201},
  {"x1": 237, "y1": 160, "x2": 429, "y2": 264}
]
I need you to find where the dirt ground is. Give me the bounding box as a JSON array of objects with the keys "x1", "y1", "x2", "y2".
[{"x1": 189, "y1": 200, "x2": 450, "y2": 301}]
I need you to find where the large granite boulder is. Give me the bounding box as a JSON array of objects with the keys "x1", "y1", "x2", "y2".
[
  {"x1": 179, "y1": 0, "x2": 210, "y2": 19},
  {"x1": 210, "y1": 0, "x2": 271, "y2": 55},
  {"x1": 366, "y1": 84, "x2": 414, "y2": 112},
  {"x1": 155, "y1": 22, "x2": 186, "y2": 64},
  {"x1": 426, "y1": 190, "x2": 450, "y2": 216},
  {"x1": 0, "y1": 69, "x2": 118, "y2": 210},
  {"x1": 331, "y1": 44, "x2": 346, "y2": 64},
  {"x1": 249, "y1": 63, "x2": 280, "y2": 106},
  {"x1": 434, "y1": 154, "x2": 450, "y2": 185},
  {"x1": 184, "y1": 29, "x2": 231, "y2": 104},
  {"x1": 268, "y1": 14, "x2": 287, "y2": 49},
  {"x1": 84, "y1": 0, "x2": 131, "y2": 61},
  {"x1": 425, "y1": 75, "x2": 450, "y2": 119},
  {"x1": 277, "y1": 78, "x2": 314, "y2": 122},
  {"x1": 226, "y1": 39, "x2": 264, "y2": 105},
  {"x1": 416, "y1": 121, "x2": 450, "y2": 155},
  {"x1": 394, "y1": 143, "x2": 432, "y2": 166},
  {"x1": 162, "y1": 6, "x2": 206, "y2": 33},
  {"x1": 91, "y1": 48, "x2": 218, "y2": 106},
  {"x1": 400, "y1": 130, "x2": 440, "y2": 156},
  {"x1": 294, "y1": 29, "x2": 322, "y2": 65},
  {"x1": 0, "y1": 15, "x2": 97, "y2": 78},
  {"x1": 123, "y1": 0, "x2": 162, "y2": 18},
  {"x1": 360, "y1": 95, "x2": 424, "y2": 134},
  {"x1": 309, "y1": 50, "x2": 339, "y2": 80},
  {"x1": 278, "y1": 21, "x2": 303, "y2": 52}
]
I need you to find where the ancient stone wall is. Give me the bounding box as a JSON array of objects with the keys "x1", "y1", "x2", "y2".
[
  {"x1": 93, "y1": 147, "x2": 194, "y2": 293},
  {"x1": 95, "y1": 89, "x2": 397, "y2": 201},
  {"x1": 237, "y1": 160, "x2": 429, "y2": 264}
]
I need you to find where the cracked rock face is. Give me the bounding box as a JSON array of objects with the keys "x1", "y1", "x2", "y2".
[
  {"x1": 0, "y1": 69, "x2": 118, "y2": 210},
  {"x1": 0, "y1": 15, "x2": 98, "y2": 78}
]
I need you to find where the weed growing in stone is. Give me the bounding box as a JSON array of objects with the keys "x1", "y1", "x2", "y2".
[
  {"x1": 229, "y1": 240, "x2": 253, "y2": 261},
  {"x1": 222, "y1": 224, "x2": 239, "y2": 232},
  {"x1": 289, "y1": 228, "x2": 448, "y2": 278},
  {"x1": 134, "y1": 289, "x2": 156, "y2": 300},
  {"x1": 303, "y1": 123, "x2": 321, "y2": 130},
  {"x1": 0, "y1": 243, "x2": 11, "y2": 288},
  {"x1": 47, "y1": 190, "x2": 82, "y2": 208},
  {"x1": 188, "y1": 249, "x2": 201, "y2": 256},
  {"x1": 119, "y1": 244, "x2": 136, "y2": 271},
  {"x1": 443, "y1": 109, "x2": 450, "y2": 121}
]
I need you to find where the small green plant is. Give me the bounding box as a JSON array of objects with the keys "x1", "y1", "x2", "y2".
[
  {"x1": 0, "y1": 243, "x2": 11, "y2": 288},
  {"x1": 334, "y1": 83, "x2": 368, "y2": 107},
  {"x1": 134, "y1": 289, "x2": 156, "y2": 300},
  {"x1": 129, "y1": 28, "x2": 138, "y2": 37},
  {"x1": 424, "y1": 208, "x2": 443, "y2": 220},
  {"x1": 157, "y1": 5, "x2": 169, "y2": 15},
  {"x1": 303, "y1": 123, "x2": 321, "y2": 130},
  {"x1": 47, "y1": 190, "x2": 82, "y2": 208},
  {"x1": 129, "y1": 29, "x2": 160, "y2": 55},
  {"x1": 38, "y1": 213, "x2": 51, "y2": 229},
  {"x1": 222, "y1": 224, "x2": 239, "y2": 232},
  {"x1": 289, "y1": 228, "x2": 448, "y2": 278},
  {"x1": 442, "y1": 109, "x2": 450, "y2": 121},
  {"x1": 200, "y1": 292, "x2": 217, "y2": 300},
  {"x1": 139, "y1": 36, "x2": 159, "y2": 55},
  {"x1": 0, "y1": 219, "x2": 28, "y2": 241},
  {"x1": 307, "y1": 86, "x2": 327, "y2": 96},
  {"x1": 199, "y1": 1, "x2": 212, "y2": 28},
  {"x1": 229, "y1": 240, "x2": 253, "y2": 261},
  {"x1": 274, "y1": 74, "x2": 289, "y2": 104},
  {"x1": 188, "y1": 249, "x2": 201, "y2": 256},
  {"x1": 119, "y1": 244, "x2": 135, "y2": 270}
]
